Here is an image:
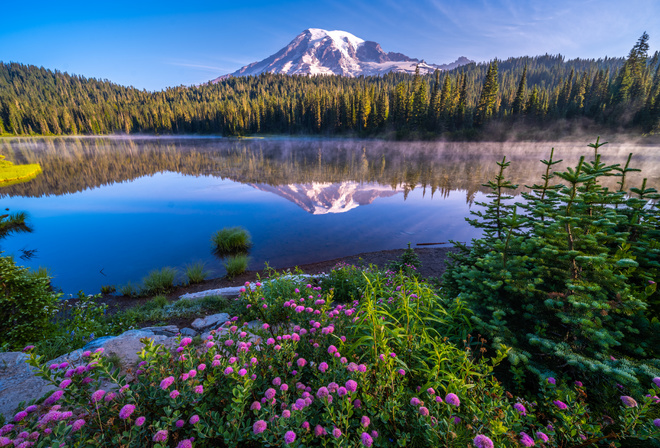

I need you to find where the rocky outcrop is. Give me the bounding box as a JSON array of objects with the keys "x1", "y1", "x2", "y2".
[
  {"x1": 0, "y1": 352, "x2": 54, "y2": 420},
  {"x1": 191, "y1": 313, "x2": 230, "y2": 331}
]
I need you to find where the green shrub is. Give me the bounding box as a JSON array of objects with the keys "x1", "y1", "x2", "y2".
[
  {"x1": 13, "y1": 268, "x2": 659, "y2": 447},
  {"x1": 443, "y1": 140, "x2": 660, "y2": 393},
  {"x1": 119, "y1": 281, "x2": 139, "y2": 297},
  {"x1": 388, "y1": 242, "x2": 422, "y2": 277},
  {"x1": 142, "y1": 267, "x2": 177, "y2": 295},
  {"x1": 211, "y1": 226, "x2": 252, "y2": 255},
  {"x1": 223, "y1": 254, "x2": 249, "y2": 278},
  {"x1": 0, "y1": 255, "x2": 61, "y2": 349},
  {"x1": 184, "y1": 261, "x2": 209, "y2": 285},
  {"x1": 319, "y1": 262, "x2": 378, "y2": 302},
  {"x1": 100, "y1": 284, "x2": 116, "y2": 294},
  {"x1": 33, "y1": 292, "x2": 112, "y2": 360}
]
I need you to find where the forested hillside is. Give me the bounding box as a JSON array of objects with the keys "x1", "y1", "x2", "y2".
[{"x1": 1, "y1": 34, "x2": 658, "y2": 137}]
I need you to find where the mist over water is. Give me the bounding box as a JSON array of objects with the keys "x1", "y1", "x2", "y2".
[{"x1": 1, "y1": 136, "x2": 659, "y2": 294}]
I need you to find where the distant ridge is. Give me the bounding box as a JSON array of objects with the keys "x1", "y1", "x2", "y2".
[{"x1": 212, "y1": 28, "x2": 473, "y2": 81}]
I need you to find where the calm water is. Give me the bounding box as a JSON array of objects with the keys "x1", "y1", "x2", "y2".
[{"x1": 1, "y1": 137, "x2": 659, "y2": 295}]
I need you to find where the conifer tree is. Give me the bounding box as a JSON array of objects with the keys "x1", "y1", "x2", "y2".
[
  {"x1": 512, "y1": 64, "x2": 527, "y2": 116},
  {"x1": 474, "y1": 61, "x2": 499, "y2": 127}
]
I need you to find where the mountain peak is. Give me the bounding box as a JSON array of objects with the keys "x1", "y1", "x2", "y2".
[{"x1": 212, "y1": 29, "x2": 473, "y2": 81}]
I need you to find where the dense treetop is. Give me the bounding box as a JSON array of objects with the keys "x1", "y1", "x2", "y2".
[{"x1": 1, "y1": 34, "x2": 659, "y2": 138}]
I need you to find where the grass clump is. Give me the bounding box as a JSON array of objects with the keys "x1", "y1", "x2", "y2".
[
  {"x1": 142, "y1": 267, "x2": 177, "y2": 295},
  {"x1": 211, "y1": 226, "x2": 251, "y2": 255},
  {"x1": 100, "y1": 284, "x2": 116, "y2": 294},
  {"x1": 184, "y1": 261, "x2": 209, "y2": 285},
  {"x1": 223, "y1": 254, "x2": 249, "y2": 279},
  {"x1": 119, "y1": 281, "x2": 139, "y2": 298}
]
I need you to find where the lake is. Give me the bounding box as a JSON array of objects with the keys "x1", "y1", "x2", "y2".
[{"x1": 1, "y1": 136, "x2": 659, "y2": 295}]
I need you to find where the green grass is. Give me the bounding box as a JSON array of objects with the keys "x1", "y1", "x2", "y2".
[
  {"x1": 211, "y1": 227, "x2": 252, "y2": 255},
  {"x1": 185, "y1": 262, "x2": 210, "y2": 285},
  {"x1": 223, "y1": 254, "x2": 249, "y2": 279},
  {"x1": 119, "y1": 281, "x2": 139, "y2": 297},
  {"x1": 100, "y1": 285, "x2": 116, "y2": 294},
  {"x1": 142, "y1": 267, "x2": 177, "y2": 295},
  {"x1": 0, "y1": 156, "x2": 41, "y2": 186}
]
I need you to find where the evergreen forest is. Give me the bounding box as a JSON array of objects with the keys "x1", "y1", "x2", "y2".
[{"x1": 0, "y1": 33, "x2": 659, "y2": 138}]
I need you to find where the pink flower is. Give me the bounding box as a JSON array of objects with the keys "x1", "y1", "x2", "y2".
[
  {"x1": 194, "y1": 385, "x2": 204, "y2": 394},
  {"x1": 45, "y1": 390, "x2": 64, "y2": 405},
  {"x1": 176, "y1": 419, "x2": 184, "y2": 428},
  {"x1": 332, "y1": 427, "x2": 342, "y2": 438},
  {"x1": 180, "y1": 337, "x2": 192, "y2": 347},
  {"x1": 319, "y1": 362, "x2": 329, "y2": 373},
  {"x1": 536, "y1": 432, "x2": 549, "y2": 442},
  {"x1": 280, "y1": 383, "x2": 289, "y2": 392},
  {"x1": 224, "y1": 367, "x2": 234, "y2": 375},
  {"x1": 620, "y1": 396, "x2": 638, "y2": 407},
  {"x1": 314, "y1": 425, "x2": 327, "y2": 436},
  {"x1": 282, "y1": 430, "x2": 296, "y2": 444},
  {"x1": 520, "y1": 432, "x2": 535, "y2": 447},
  {"x1": 13, "y1": 411, "x2": 27, "y2": 422},
  {"x1": 297, "y1": 358, "x2": 307, "y2": 368},
  {"x1": 91, "y1": 390, "x2": 106, "y2": 403},
  {"x1": 135, "y1": 416, "x2": 146, "y2": 427},
  {"x1": 361, "y1": 416, "x2": 370, "y2": 428},
  {"x1": 473, "y1": 434, "x2": 494, "y2": 448},
  {"x1": 170, "y1": 390, "x2": 180, "y2": 399},
  {"x1": 337, "y1": 387, "x2": 347, "y2": 396},
  {"x1": 547, "y1": 377, "x2": 556, "y2": 385},
  {"x1": 153, "y1": 430, "x2": 168, "y2": 442},
  {"x1": 397, "y1": 369, "x2": 405, "y2": 376},
  {"x1": 160, "y1": 376, "x2": 175, "y2": 390},
  {"x1": 251, "y1": 401, "x2": 261, "y2": 411},
  {"x1": 410, "y1": 397, "x2": 421, "y2": 406},
  {"x1": 419, "y1": 406, "x2": 429, "y2": 416},
  {"x1": 316, "y1": 387, "x2": 329, "y2": 398},
  {"x1": 328, "y1": 345, "x2": 338, "y2": 354},
  {"x1": 514, "y1": 403, "x2": 527, "y2": 416},
  {"x1": 445, "y1": 393, "x2": 460, "y2": 406},
  {"x1": 253, "y1": 420, "x2": 267, "y2": 435},
  {"x1": 176, "y1": 439, "x2": 193, "y2": 448},
  {"x1": 119, "y1": 404, "x2": 135, "y2": 420},
  {"x1": 190, "y1": 415, "x2": 200, "y2": 425},
  {"x1": 361, "y1": 432, "x2": 374, "y2": 447},
  {"x1": 553, "y1": 400, "x2": 568, "y2": 410},
  {"x1": 71, "y1": 419, "x2": 86, "y2": 432}
]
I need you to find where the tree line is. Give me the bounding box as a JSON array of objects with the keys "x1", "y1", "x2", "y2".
[{"x1": 1, "y1": 34, "x2": 658, "y2": 138}]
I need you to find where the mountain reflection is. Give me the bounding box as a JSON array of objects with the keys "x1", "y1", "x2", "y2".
[{"x1": 1, "y1": 137, "x2": 659, "y2": 212}]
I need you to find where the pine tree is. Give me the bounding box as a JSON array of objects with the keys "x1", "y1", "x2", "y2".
[
  {"x1": 512, "y1": 65, "x2": 527, "y2": 116},
  {"x1": 474, "y1": 61, "x2": 499, "y2": 127}
]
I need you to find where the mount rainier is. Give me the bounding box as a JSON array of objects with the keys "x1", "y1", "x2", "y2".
[{"x1": 213, "y1": 28, "x2": 472, "y2": 80}]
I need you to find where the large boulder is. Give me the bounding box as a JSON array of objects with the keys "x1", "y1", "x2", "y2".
[
  {"x1": 0, "y1": 352, "x2": 54, "y2": 420},
  {"x1": 94, "y1": 330, "x2": 168, "y2": 370},
  {"x1": 191, "y1": 313, "x2": 230, "y2": 331}
]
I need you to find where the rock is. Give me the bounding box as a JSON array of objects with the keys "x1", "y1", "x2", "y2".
[
  {"x1": 180, "y1": 328, "x2": 198, "y2": 337},
  {"x1": 140, "y1": 325, "x2": 180, "y2": 337},
  {"x1": 191, "y1": 313, "x2": 230, "y2": 330},
  {"x1": 0, "y1": 352, "x2": 54, "y2": 420},
  {"x1": 83, "y1": 335, "x2": 116, "y2": 352},
  {"x1": 100, "y1": 330, "x2": 166, "y2": 370}
]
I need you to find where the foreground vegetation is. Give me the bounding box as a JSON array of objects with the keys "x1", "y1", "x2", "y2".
[
  {"x1": 0, "y1": 138, "x2": 659, "y2": 446},
  {"x1": 1, "y1": 34, "x2": 659, "y2": 138},
  {"x1": 4, "y1": 267, "x2": 659, "y2": 447}
]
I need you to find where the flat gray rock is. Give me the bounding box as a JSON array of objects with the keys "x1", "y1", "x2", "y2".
[
  {"x1": 180, "y1": 327, "x2": 198, "y2": 337},
  {"x1": 0, "y1": 352, "x2": 54, "y2": 420},
  {"x1": 191, "y1": 313, "x2": 230, "y2": 330},
  {"x1": 140, "y1": 325, "x2": 179, "y2": 337}
]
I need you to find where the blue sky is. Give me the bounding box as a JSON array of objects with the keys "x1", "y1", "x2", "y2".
[{"x1": 1, "y1": 0, "x2": 658, "y2": 91}]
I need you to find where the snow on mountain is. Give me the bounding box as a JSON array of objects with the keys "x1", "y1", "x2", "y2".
[
  {"x1": 249, "y1": 181, "x2": 399, "y2": 215},
  {"x1": 212, "y1": 28, "x2": 473, "y2": 81}
]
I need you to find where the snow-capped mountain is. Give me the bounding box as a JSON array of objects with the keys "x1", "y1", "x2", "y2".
[
  {"x1": 249, "y1": 181, "x2": 399, "y2": 214},
  {"x1": 213, "y1": 28, "x2": 473, "y2": 80}
]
